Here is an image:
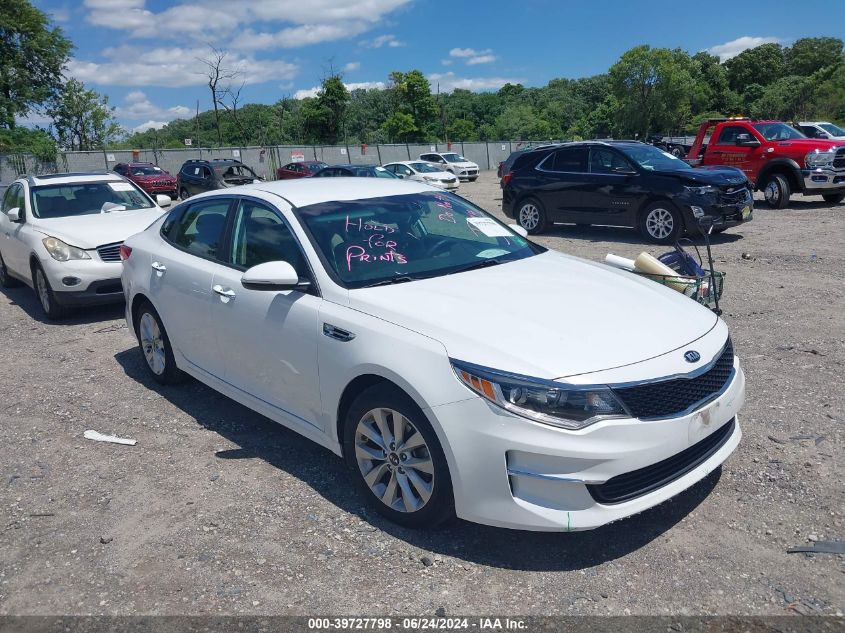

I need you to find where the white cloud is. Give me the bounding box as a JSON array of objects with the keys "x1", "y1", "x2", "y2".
[
  {"x1": 67, "y1": 46, "x2": 298, "y2": 87},
  {"x1": 427, "y1": 72, "x2": 521, "y2": 93},
  {"x1": 235, "y1": 22, "x2": 372, "y2": 50},
  {"x1": 466, "y1": 54, "x2": 496, "y2": 65},
  {"x1": 132, "y1": 120, "x2": 168, "y2": 133},
  {"x1": 440, "y1": 59, "x2": 452, "y2": 66},
  {"x1": 115, "y1": 91, "x2": 191, "y2": 122},
  {"x1": 343, "y1": 61, "x2": 361, "y2": 72},
  {"x1": 46, "y1": 6, "x2": 71, "y2": 23},
  {"x1": 294, "y1": 80, "x2": 385, "y2": 99},
  {"x1": 360, "y1": 34, "x2": 404, "y2": 48},
  {"x1": 449, "y1": 47, "x2": 497, "y2": 65},
  {"x1": 705, "y1": 36, "x2": 784, "y2": 62}
]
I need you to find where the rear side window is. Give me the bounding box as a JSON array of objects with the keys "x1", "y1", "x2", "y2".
[
  {"x1": 168, "y1": 199, "x2": 232, "y2": 260},
  {"x1": 544, "y1": 147, "x2": 588, "y2": 172}
]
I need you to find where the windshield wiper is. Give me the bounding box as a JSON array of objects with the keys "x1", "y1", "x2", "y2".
[
  {"x1": 361, "y1": 276, "x2": 417, "y2": 288},
  {"x1": 448, "y1": 258, "x2": 503, "y2": 275}
]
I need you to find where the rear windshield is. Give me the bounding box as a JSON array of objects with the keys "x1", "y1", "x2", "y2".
[
  {"x1": 30, "y1": 181, "x2": 154, "y2": 219},
  {"x1": 820, "y1": 122, "x2": 845, "y2": 137}
]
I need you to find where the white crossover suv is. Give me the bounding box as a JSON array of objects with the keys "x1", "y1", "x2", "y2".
[
  {"x1": 0, "y1": 172, "x2": 170, "y2": 319},
  {"x1": 121, "y1": 178, "x2": 744, "y2": 531},
  {"x1": 419, "y1": 152, "x2": 479, "y2": 181},
  {"x1": 382, "y1": 161, "x2": 460, "y2": 190}
]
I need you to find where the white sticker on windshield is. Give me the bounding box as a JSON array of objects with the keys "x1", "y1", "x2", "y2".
[
  {"x1": 375, "y1": 166, "x2": 386, "y2": 171},
  {"x1": 476, "y1": 248, "x2": 510, "y2": 258},
  {"x1": 661, "y1": 151, "x2": 681, "y2": 160},
  {"x1": 108, "y1": 182, "x2": 134, "y2": 191},
  {"x1": 466, "y1": 217, "x2": 512, "y2": 237}
]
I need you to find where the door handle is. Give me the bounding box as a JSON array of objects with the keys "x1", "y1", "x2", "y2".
[
  {"x1": 212, "y1": 284, "x2": 236, "y2": 300},
  {"x1": 151, "y1": 261, "x2": 167, "y2": 273}
]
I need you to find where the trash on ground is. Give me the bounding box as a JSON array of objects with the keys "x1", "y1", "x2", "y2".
[
  {"x1": 786, "y1": 540, "x2": 845, "y2": 555},
  {"x1": 84, "y1": 430, "x2": 137, "y2": 446}
]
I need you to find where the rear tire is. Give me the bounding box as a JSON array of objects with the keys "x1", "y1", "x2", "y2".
[
  {"x1": 763, "y1": 173, "x2": 790, "y2": 209},
  {"x1": 179, "y1": 187, "x2": 190, "y2": 201},
  {"x1": 134, "y1": 301, "x2": 185, "y2": 385},
  {"x1": 822, "y1": 193, "x2": 845, "y2": 204},
  {"x1": 639, "y1": 201, "x2": 683, "y2": 244},
  {"x1": 343, "y1": 384, "x2": 454, "y2": 529},
  {"x1": 0, "y1": 251, "x2": 22, "y2": 288},
  {"x1": 32, "y1": 263, "x2": 68, "y2": 320},
  {"x1": 517, "y1": 197, "x2": 548, "y2": 234}
]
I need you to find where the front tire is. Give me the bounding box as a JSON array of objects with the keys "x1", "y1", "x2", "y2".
[
  {"x1": 0, "y1": 251, "x2": 21, "y2": 288},
  {"x1": 517, "y1": 197, "x2": 548, "y2": 234},
  {"x1": 639, "y1": 201, "x2": 683, "y2": 244},
  {"x1": 134, "y1": 301, "x2": 185, "y2": 385},
  {"x1": 763, "y1": 173, "x2": 790, "y2": 209},
  {"x1": 822, "y1": 193, "x2": 845, "y2": 204},
  {"x1": 32, "y1": 263, "x2": 68, "y2": 320},
  {"x1": 343, "y1": 384, "x2": 454, "y2": 529},
  {"x1": 179, "y1": 187, "x2": 190, "y2": 201}
]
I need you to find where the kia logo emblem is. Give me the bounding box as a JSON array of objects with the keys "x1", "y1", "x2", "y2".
[{"x1": 684, "y1": 350, "x2": 701, "y2": 363}]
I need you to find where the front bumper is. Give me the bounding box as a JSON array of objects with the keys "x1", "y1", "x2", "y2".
[
  {"x1": 682, "y1": 195, "x2": 753, "y2": 230},
  {"x1": 801, "y1": 168, "x2": 845, "y2": 193},
  {"x1": 40, "y1": 256, "x2": 125, "y2": 306},
  {"x1": 428, "y1": 359, "x2": 745, "y2": 531}
]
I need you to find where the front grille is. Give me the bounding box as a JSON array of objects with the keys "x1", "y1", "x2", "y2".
[
  {"x1": 834, "y1": 148, "x2": 845, "y2": 169},
  {"x1": 614, "y1": 339, "x2": 734, "y2": 419},
  {"x1": 587, "y1": 418, "x2": 736, "y2": 504},
  {"x1": 97, "y1": 242, "x2": 123, "y2": 262},
  {"x1": 718, "y1": 188, "x2": 750, "y2": 205}
]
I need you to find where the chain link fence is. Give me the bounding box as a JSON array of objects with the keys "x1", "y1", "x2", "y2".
[{"x1": 0, "y1": 141, "x2": 540, "y2": 184}]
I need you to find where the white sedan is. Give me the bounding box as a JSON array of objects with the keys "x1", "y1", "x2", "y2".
[
  {"x1": 382, "y1": 161, "x2": 459, "y2": 190},
  {"x1": 121, "y1": 179, "x2": 744, "y2": 531},
  {"x1": 0, "y1": 173, "x2": 170, "y2": 319}
]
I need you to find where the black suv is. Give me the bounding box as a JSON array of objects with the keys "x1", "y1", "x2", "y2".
[
  {"x1": 177, "y1": 159, "x2": 262, "y2": 199},
  {"x1": 502, "y1": 141, "x2": 754, "y2": 243}
]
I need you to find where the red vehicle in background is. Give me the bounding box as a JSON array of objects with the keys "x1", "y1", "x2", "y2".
[
  {"x1": 686, "y1": 118, "x2": 845, "y2": 207},
  {"x1": 276, "y1": 160, "x2": 327, "y2": 179},
  {"x1": 113, "y1": 162, "x2": 177, "y2": 200}
]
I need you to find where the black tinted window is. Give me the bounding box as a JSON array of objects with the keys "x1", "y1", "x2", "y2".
[
  {"x1": 2, "y1": 184, "x2": 23, "y2": 214},
  {"x1": 545, "y1": 147, "x2": 587, "y2": 172},
  {"x1": 170, "y1": 199, "x2": 231, "y2": 259},
  {"x1": 230, "y1": 200, "x2": 307, "y2": 276},
  {"x1": 589, "y1": 148, "x2": 632, "y2": 174},
  {"x1": 715, "y1": 126, "x2": 750, "y2": 145}
]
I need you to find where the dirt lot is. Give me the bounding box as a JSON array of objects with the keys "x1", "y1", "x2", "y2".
[{"x1": 0, "y1": 172, "x2": 842, "y2": 617}]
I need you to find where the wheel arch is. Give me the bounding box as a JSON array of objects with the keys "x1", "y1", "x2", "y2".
[
  {"x1": 637, "y1": 195, "x2": 684, "y2": 226},
  {"x1": 130, "y1": 292, "x2": 153, "y2": 334},
  {"x1": 756, "y1": 159, "x2": 802, "y2": 192}
]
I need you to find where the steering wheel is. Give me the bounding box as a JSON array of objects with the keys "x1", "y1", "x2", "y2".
[{"x1": 423, "y1": 238, "x2": 452, "y2": 258}]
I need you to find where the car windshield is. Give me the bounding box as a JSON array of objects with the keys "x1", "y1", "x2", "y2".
[
  {"x1": 621, "y1": 145, "x2": 691, "y2": 171},
  {"x1": 305, "y1": 162, "x2": 327, "y2": 172},
  {"x1": 409, "y1": 162, "x2": 441, "y2": 173},
  {"x1": 350, "y1": 166, "x2": 398, "y2": 178},
  {"x1": 215, "y1": 164, "x2": 258, "y2": 181},
  {"x1": 441, "y1": 153, "x2": 466, "y2": 163},
  {"x1": 820, "y1": 123, "x2": 845, "y2": 136},
  {"x1": 131, "y1": 165, "x2": 164, "y2": 176},
  {"x1": 752, "y1": 123, "x2": 805, "y2": 141},
  {"x1": 296, "y1": 191, "x2": 543, "y2": 289},
  {"x1": 30, "y1": 181, "x2": 154, "y2": 219}
]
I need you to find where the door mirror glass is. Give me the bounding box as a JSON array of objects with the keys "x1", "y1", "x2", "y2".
[
  {"x1": 241, "y1": 260, "x2": 306, "y2": 291},
  {"x1": 7, "y1": 207, "x2": 22, "y2": 223},
  {"x1": 156, "y1": 194, "x2": 172, "y2": 208},
  {"x1": 509, "y1": 223, "x2": 528, "y2": 238}
]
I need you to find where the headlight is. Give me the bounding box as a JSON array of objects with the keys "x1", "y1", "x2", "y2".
[
  {"x1": 451, "y1": 360, "x2": 629, "y2": 430},
  {"x1": 805, "y1": 150, "x2": 836, "y2": 168},
  {"x1": 684, "y1": 185, "x2": 717, "y2": 195},
  {"x1": 423, "y1": 176, "x2": 436, "y2": 181},
  {"x1": 42, "y1": 237, "x2": 91, "y2": 262}
]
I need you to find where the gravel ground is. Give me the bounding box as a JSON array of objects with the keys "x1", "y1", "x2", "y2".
[{"x1": 0, "y1": 172, "x2": 842, "y2": 617}]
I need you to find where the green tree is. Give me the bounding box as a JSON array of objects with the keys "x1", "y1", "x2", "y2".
[
  {"x1": 47, "y1": 79, "x2": 122, "y2": 150},
  {"x1": 0, "y1": 126, "x2": 57, "y2": 160},
  {"x1": 388, "y1": 70, "x2": 438, "y2": 140},
  {"x1": 493, "y1": 104, "x2": 553, "y2": 140},
  {"x1": 0, "y1": 0, "x2": 72, "y2": 129},
  {"x1": 786, "y1": 37, "x2": 844, "y2": 76},
  {"x1": 381, "y1": 112, "x2": 417, "y2": 142},
  {"x1": 447, "y1": 118, "x2": 477, "y2": 141},
  {"x1": 752, "y1": 76, "x2": 816, "y2": 120},
  {"x1": 724, "y1": 43, "x2": 785, "y2": 91}
]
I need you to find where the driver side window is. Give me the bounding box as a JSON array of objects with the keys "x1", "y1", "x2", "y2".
[
  {"x1": 715, "y1": 126, "x2": 748, "y2": 146},
  {"x1": 2, "y1": 184, "x2": 24, "y2": 217},
  {"x1": 229, "y1": 199, "x2": 308, "y2": 277}
]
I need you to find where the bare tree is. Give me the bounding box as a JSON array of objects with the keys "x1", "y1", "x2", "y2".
[
  {"x1": 219, "y1": 81, "x2": 247, "y2": 146},
  {"x1": 196, "y1": 46, "x2": 239, "y2": 145}
]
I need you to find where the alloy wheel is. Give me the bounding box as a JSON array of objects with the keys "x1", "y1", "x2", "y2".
[
  {"x1": 519, "y1": 204, "x2": 540, "y2": 230},
  {"x1": 35, "y1": 270, "x2": 51, "y2": 313},
  {"x1": 645, "y1": 207, "x2": 674, "y2": 240},
  {"x1": 354, "y1": 407, "x2": 434, "y2": 513},
  {"x1": 139, "y1": 312, "x2": 167, "y2": 376}
]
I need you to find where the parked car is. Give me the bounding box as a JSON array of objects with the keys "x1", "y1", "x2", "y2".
[
  {"x1": 498, "y1": 145, "x2": 556, "y2": 186},
  {"x1": 177, "y1": 159, "x2": 262, "y2": 199},
  {"x1": 276, "y1": 160, "x2": 327, "y2": 180},
  {"x1": 0, "y1": 172, "x2": 169, "y2": 318},
  {"x1": 113, "y1": 162, "x2": 177, "y2": 200},
  {"x1": 793, "y1": 121, "x2": 845, "y2": 141},
  {"x1": 312, "y1": 165, "x2": 399, "y2": 178},
  {"x1": 382, "y1": 161, "x2": 459, "y2": 190},
  {"x1": 121, "y1": 178, "x2": 745, "y2": 531},
  {"x1": 686, "y1": 118, "x2": 845, "y2": 207},
  {"x1": 502, "y1": 141, "x2": 753, "y2": 242},
  {"x1": 419, "y1": 152, "x2": 479, "y2": 181}
]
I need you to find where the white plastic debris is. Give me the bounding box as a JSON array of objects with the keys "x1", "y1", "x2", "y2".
[{"x1": 83, "y1": 430, "x2": 137, "y2": 446}]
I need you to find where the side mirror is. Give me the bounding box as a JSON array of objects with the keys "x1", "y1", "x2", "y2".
[
  {"x1": 509, "y1": 224, "x2": 528, "y2": 238},
  {"x1": 817, "y1": 132, "x2": 829, "y2": 139},
  {"x1": 156, "y1": 194, "x2": 172, "y2": 208},
  {"x1": 612, "y1": 166, "x2": 637, "y2": 175},
  {"x1": 735, "y1": 133, "x2": 760, "y2": 147},
  {"x1": 241, "y1": 260, "x2": 308, "y2": 291},
  {"x1": 7, "y1": 207, "x2": 22, "y2": 223}
]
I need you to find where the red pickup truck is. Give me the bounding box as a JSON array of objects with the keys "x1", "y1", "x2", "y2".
[{"x1": 686, "y1": 118, "x2": 845, "y2": 207}]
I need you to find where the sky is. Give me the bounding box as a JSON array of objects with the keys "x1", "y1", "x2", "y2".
[{"x1": 30, "y1": 0, "x2": 845, "y2": 134}]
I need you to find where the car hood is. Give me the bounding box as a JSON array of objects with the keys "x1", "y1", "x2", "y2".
[
  {"x1": 449, "y1": 161, "x2": 478, "y2": 168},
  {"x1": 425, "y1": 172, "x2": 456, "y2": 180},
  {"x1": 769, "y1": 138, "x2": 845, "y2": 152},
  {"x1": 667, "y1": 166, "x2": 749, "y2": 186},
  {"x1": 348, "y1": 250, "x2": 719, "y2": 379},
  {"x1": 134, "y1": 174, "x2": 175, "y2": 181},
  {"x1": 30, "y1": 207, "x2": 167, "y2": 249}
]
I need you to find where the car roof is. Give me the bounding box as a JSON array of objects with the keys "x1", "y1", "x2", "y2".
[
  {"x1": 26, "y1": 172, "x2": 125, "y2": 186},
  {"x1": 797, "y1": 121, "x2": 828, "y2": 125},
  {"x1": 231, "y1": 177, "x2": 433, "y2": 208}
]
